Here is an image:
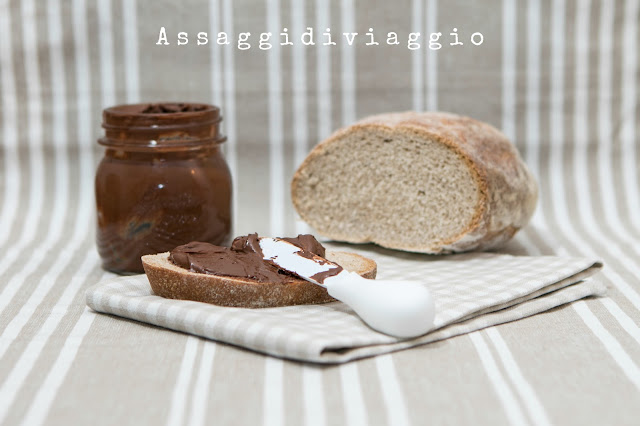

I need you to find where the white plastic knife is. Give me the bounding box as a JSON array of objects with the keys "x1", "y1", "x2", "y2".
[{"x1": 259, "y1": 237, "x2": 435, "y2": 338}]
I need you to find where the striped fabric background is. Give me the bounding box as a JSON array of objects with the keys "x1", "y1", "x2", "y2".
[{"x1": 0, "y1": 0, "x2": 639, "y2": 424}]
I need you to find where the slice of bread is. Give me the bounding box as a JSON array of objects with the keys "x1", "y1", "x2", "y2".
[
  {"x1": 291, "y1": 111, "x2": 538, "y2": 254},
  {"x1": 142, "y1": 250, "x2": 377, "y2": 308}
]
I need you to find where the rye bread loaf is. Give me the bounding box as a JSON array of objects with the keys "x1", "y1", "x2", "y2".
[
  {"x1": 291, "y1": 111, "x2": 538, "y2": 253},
  {"x1": 142, "y1": 250, "x2": 377, "y2": 308}
]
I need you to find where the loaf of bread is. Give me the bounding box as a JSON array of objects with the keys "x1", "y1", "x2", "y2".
[
  {"x1": 291, "y1": 111, "x2": 538, "y2": 253},
  {"x1": 142, "y1": 250, "x2": 377, "y2": 308}
]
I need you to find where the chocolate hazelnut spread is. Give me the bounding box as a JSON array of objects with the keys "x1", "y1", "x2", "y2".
[
  {"x1": 141, "y1": 103, "x2": 208, "y2": 114},
  {"x1": 95, "y1": 102, "x2": 232, "y2": 274},
  {"x1": 169, "y1": 233, "x2": 341, "y2": 283}
]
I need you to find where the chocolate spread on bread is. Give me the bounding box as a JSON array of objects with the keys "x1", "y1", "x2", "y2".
[{"x1": 169, "y1": 233, "x2": 338, "y2": 283}]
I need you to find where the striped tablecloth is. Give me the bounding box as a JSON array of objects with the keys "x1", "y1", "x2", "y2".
[{"x1": 1, "y1": 0, "x2": 639, "y2": 425}]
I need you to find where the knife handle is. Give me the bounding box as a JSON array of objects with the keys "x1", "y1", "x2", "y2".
[{"x1": 324, "y1": 272, "x2": 435, "y2": 338}]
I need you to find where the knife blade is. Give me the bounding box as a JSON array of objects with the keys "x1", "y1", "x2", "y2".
[{"x1": 259, "y1": 237, "x2": 435, "y2": 338}]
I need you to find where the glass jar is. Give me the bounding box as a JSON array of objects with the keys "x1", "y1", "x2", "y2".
[{"x1": 95, "y1": 103, "x2": 232, "y2": 274}]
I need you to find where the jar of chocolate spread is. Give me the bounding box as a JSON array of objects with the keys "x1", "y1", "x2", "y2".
[{"x1": 95, "y1": 102, "x2": 232, "y2": 274}]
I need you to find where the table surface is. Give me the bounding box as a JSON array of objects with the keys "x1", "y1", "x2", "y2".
[
  {"x1": 2, "y1": 0, "x2": 640, "y2": 424},
  {"x1": 2, "y1": 155, "x2": 639, "y2": 426}
]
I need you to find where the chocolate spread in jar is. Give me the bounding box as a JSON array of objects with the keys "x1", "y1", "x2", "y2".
[
  {"x1": 169, "y1": 233, "x2": 341, "y2": 283},
  {"x1": 95, "y1": 102, "x2": 232, "y2": 274}
]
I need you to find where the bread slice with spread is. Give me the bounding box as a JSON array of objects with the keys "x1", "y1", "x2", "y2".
[{"x1": 143, "y1": 250, "x2": 376, "y2": 308}]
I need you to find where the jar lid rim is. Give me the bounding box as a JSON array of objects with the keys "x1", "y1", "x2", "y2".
[
  {"x1": 98, "y1": 135, "x2": 227, "y2": 150},
  {"x1": 103, "y1": 102, "x2": 221, "y2": 128}
]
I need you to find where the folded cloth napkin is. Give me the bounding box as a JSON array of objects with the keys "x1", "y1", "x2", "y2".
[{"x1": 85, "y1": 251, "x2": 604, "y2": 363}]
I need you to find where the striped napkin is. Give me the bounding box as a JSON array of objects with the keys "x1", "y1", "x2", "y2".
[{"x1": 85, "y1": 251, "x2": 604, "y2": 363}]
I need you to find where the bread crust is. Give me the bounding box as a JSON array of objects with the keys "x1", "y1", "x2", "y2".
[
  {"x1": 291, "y1": 111, "x2": 538, "y2": 253},
  {"x1": 142, "y1": 250, "x2": 377, "y2": 308}
]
